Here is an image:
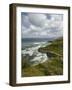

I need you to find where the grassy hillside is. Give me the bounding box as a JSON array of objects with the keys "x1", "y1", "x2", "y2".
[
  {"x1": 38, "y1": 38, "x2": 63, "y2": 56},
  {"x1": 22, "y1": 38, "x2": 63, "y2": 77}
]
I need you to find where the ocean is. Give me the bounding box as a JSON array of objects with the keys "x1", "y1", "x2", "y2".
[{"x1": 21, "y1": 38, "x2": 52, "y2": 65}]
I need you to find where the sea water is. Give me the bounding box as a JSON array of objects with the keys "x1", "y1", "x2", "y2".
[{"x1": 21, "y1": 38, "x2": 52, "y2": 65}]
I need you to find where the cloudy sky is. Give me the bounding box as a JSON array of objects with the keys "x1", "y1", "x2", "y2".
[{"x1": 21, "y1": 12, "x2": 63, "y2": 38}]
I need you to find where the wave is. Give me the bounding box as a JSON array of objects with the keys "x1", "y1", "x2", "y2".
[{"x1": 22, "y1": 41, "x2": 48, "y2": 65}]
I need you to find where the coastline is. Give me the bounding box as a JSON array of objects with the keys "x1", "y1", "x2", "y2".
[{"x1": 22, "y1": 37, "x2": 63, "y2": 77}]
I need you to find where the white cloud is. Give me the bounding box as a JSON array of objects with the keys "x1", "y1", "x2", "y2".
[
  {"x1": 51, "y1": 14, "x2": 63, "y2": 21},
  {"x1": 28, "y1": 13, "x2": 47, "y2": 27},
  {"x1": 40, "y1": 31, "x2": 48, "y2": 36},
  {"x1": 21, "y1": 13, "x2": 63, "y2": 38},
  {"x1": 21, "y1": 15, "x2": 30, "y2": 28}
]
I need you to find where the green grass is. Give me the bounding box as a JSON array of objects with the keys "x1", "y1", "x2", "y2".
[
  {"x1": 38, "y1": 38, "x2": 63, "y2": 56},
  {"x1": 22, "y1": 37, "x2": 63, "y2": 77}
]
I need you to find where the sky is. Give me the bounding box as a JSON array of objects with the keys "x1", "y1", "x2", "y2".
[{"x1": 21, "y1": 12, "x2": 63, "y2": 38}]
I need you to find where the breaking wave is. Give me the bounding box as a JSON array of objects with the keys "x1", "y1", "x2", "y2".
[{"x1": 22, "y1": 42, "x2": 48, "y2": 65}]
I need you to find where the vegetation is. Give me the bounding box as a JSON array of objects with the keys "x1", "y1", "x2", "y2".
[
  {"x1": 38, "y1": 37, "x2": 63, "y2": 56},
  {"x1": 22, "y1": 37, "x2": 63, "y2": 77}
]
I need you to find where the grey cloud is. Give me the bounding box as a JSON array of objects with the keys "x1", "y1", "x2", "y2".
[
  {"x1": 21, "y1": 13, "x2": 63, "y2": 38},
  {"x1": 28, "y1": 13, "x2": 47, "y2": 27},
  {"x1": 21, "y1": 15, "x2": 30, "y2": 28}
]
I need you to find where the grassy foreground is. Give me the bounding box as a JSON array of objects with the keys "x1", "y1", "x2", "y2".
[{"x1": 22, "y1": 38, "x2": 63, "y2": 77}]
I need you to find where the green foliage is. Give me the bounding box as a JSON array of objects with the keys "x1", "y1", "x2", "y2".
[
  {"x1": 38, "y1": 38, "x2": 63, "y2": 56},
  {"x1": 22, "y1": 66, "x2": 45, "y2": 77},
  {"x1": 22, "y1": 55, "x2": 31, "y2": 68},
  {"x1": 22, "y1": 38, "x2": 63, "y2": 77}
]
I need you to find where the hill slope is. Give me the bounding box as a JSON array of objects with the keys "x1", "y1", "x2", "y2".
[{"x1": 22, "y1": 38, "x2": 63, "y2": 77}]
